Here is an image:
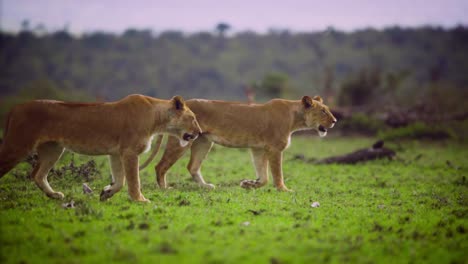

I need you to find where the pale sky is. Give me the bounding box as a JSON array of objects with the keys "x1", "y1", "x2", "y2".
[{"x1": 2, "y1": 0, "x2": 468, "y2": 34}]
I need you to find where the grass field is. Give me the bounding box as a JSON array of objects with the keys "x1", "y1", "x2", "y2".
[{"x1": 0, "y1": 136, "x2": 467, "y2": 263}]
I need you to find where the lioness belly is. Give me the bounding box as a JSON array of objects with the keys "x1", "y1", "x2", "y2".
[
  {"x1": 204, "y1": 134, "x2": 264, "y2": 148},
  {"x1": 62, "y1": 142, "x2": 119, "y2": 156}
]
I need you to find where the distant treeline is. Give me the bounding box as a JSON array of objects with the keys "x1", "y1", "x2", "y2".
[{"x1": 1, "y1": 26, "x2": 467, "y2": 104}]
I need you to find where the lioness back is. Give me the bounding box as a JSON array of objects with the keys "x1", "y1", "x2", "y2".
[{"x1": 8, "y1": 95, "x2": 154, "y2": 155}]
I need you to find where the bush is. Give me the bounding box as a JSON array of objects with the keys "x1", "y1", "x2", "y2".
[
  {"x1": 378, "y1": 122, "x2": 456, "y2": 141},
  {"x1": 338, "y1": 69, "x2": 380, "y2": 107},
  {"x1": 0, "y1": 79, "x2": 92, "y2": 124},
  {"x1": 254, "y1": 72, "x2": 290, "y2": 99},
  {"x1": 338, "y1": 112, "x2": 387, "y2": 135}
]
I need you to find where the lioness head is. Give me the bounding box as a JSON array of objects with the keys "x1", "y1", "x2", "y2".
[
  {"x1": 167, "y1": 96, "x2": 202, "y2": 146},
  {"x1": 301, "y1": 95, "x2": 337, "y2": 137}
]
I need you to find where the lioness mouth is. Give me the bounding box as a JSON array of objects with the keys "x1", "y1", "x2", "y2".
[
  {"x1": 183, "y1": 133, "x2": 195, "y2": 141},
  {"x1": 318, "y1": 125, "x2": 328, "y2": 138}
]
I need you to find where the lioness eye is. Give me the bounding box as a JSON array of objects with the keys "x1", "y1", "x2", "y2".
[{"x1": 321, "y1": 109, "x2": 326, "y2": 115}]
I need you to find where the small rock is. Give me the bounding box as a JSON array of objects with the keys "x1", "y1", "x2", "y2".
[
  {"x1": 82, "y1": 183, "x2": 93, "y2": 194},
  {"x1": 247, "y1": 209, "x2": 265, "y2": 215},
  {"x1": 311, "y1": 202, "x2": 320, "y2": 208},
  {"x1": 62, "y1": 200, "x2": 75, "y2": 209},
  {"x1": 241, "y1": 221, "x2": 250, "y2": 226},
  {"x1": 293, "y1": 154, "x2": 306, "y2": 161}
]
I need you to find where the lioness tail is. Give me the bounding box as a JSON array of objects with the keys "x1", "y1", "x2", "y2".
[{"x1": 139, "y1": 135, "x2": 163, "y2": 170}]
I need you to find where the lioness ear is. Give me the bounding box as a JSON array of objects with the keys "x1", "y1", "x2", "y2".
[
  {"x1": 172, "y1": 95, "x2": 185, "y2": 110},
  {"x1": 302, "y1": 96, "x2": 315, "y2": 109},
  {"x1": 313, "y1": 95, "x2": 323, "y2": 103}
]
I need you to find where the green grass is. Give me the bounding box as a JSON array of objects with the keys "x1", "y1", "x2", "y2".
[{"x1": 1, "y1": 136, "x2": 467, "y2": 264}]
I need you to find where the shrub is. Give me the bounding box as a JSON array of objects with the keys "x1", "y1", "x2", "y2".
[
  {"x1": 338, "y1": 69, "x2": 380, "y2": 107},
  {"x1": 378, "y1": 122, "x2": 456, "y2": 141},
  {"x1": 338, "y1": 112, "x2": 387, "y2": 135}
]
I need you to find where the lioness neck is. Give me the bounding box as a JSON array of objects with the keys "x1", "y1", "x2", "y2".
[
  {"x1": 141, "y1": 96, "x2": 173, "y2": 134},
  {"x1": 287, "y1": 100, "x2": 308, "y2": 132}
]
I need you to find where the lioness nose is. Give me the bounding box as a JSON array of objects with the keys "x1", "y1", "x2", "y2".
[{"x1": 332, "y1": 118, "x2": 337, "y2": 123}]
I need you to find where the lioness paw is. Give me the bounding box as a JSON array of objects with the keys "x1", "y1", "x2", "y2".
[
  {"x1": 277, "y1": 186, "x2": 293, "y2": 192},
  {"x1": 137, "y1": 197, "x2": 151, "y2": 203},
  {"x1": 201, "y1": 183, "x2": 216, "y2": 189},
  {"x1": 240, "y1": 179, "x2": 257, "y2": 189},
  {"x1": 100, "y1": 188, "x2": 114, "y2": 201},
  {"x1": 47, "y1": 192, "x2": 65, "y2": 200}
]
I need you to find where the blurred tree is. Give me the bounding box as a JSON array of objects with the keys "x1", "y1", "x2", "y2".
[
  {"x1": 0, "y1": 26, "x2": 467, "y2": 109},
  {"x1": 323, "y1": 65, "x2": 335, "y2": 105},
  {"x1": 338, "y1": 68, "x2": 380, "y2": 107},
  {"x1": 256, "y1": 72, "x2": 289, "y2": 99},
  {"x1": 17, "y1": 79, "x2": 65, "y2": 99},
  {"x1": 159, "y1": 30, "x2": 184, "y2": 40},
  {"x1": 216, "y1": 22, "x2": 231, "y2": 37},
  {"x1": 52, "y1": 30, "x2": 72, "y2": 42},
  {"x1": 21, "y1": 20, "x2": 30, "y2": 32},
  {"x1": 384, "y1": 70, "x2": 410, "y2": 93},
  {"x1": 0, "y1": 79, "x2": 91, "y2": 124},
  {"x1": 34, "y1": 23, "x2": 47, "y2": 35}
]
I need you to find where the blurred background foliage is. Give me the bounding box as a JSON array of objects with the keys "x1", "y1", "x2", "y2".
[{"x1": 1, "y1": 25, "x2": 467, "y2": 138}]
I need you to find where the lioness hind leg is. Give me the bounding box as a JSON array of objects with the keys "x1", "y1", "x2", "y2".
[
  {"x1": 122, "y1": 152, "x2": 149, "y2": 202},
  {"x1": 100, "y1": 155, "x2": 126, "y2": 201},
  {"x1": 32, "y1": 142, "x2": 65, "y2": 199},
  {"x1": 0, "y1": 151, "x2": 26, "y2": 179},
  {"x1": 187, "y1": 135, "x2": 214, "y2": 189},
  {"x1": 0, "y1": 140, "x2": 31, "y2": 178},
  {"x1": 240, "y1": 148, "x2": 268, "y2": 189},
  {"x1": 156, "y1": 136, "x2": 189, "y2": 189},
  {"x1": 0, "y1": 160, "x2": 17, "y2": 178}
]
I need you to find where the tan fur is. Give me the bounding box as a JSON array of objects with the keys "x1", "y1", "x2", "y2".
[
  {"x1": 143, "y1": 96, "x2": 337, "y2": 191},
  {"x1": 0, "y1": 94, "x2": 201, "y2": 202}
]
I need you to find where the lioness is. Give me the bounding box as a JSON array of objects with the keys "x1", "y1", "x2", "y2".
[
  {"x1": 0, "y1": 95, "x2": 201, "y2": 202},
  {"x1": 141, "y1": 96, "x2": 336, "y2": 191}
]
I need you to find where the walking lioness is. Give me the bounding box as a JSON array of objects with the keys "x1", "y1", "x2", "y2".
[
  {"x1": 0, "y1": 94, "x2": 201, "y2": 202},
  {"x1": 141, "y1": 95, "x2": 337, "y2": 191}
]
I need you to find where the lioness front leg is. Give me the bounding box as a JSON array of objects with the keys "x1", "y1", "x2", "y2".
[
  {"x1": 267, "y1": 150, "x2": 291, "y2": 191},
  {"x1": 187, "y1": 136, "x2": 215, "y2": 189},
  {"x1": 156, "y1": 136, "x2": 190, "y2": 189},
  {"x1": 100, "y1": 155, "x2": 125, "y2": 201},
  {"x1": 122, "y1": 152, "x2": 149, "y2": 202},
  {"x1": 240, "y1": 148, "x2": 268, "y2": 189}
]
